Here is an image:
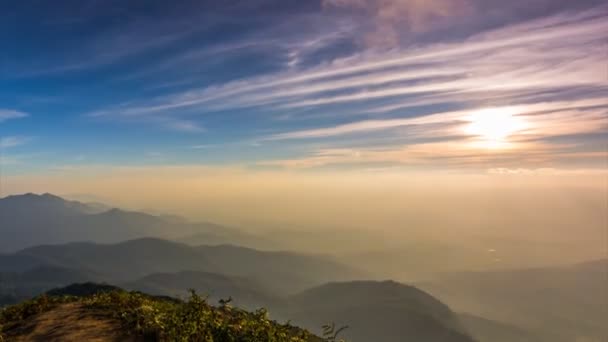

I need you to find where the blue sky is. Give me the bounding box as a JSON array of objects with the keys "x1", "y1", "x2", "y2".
[{"x1": 1, "y1": 0, "x2": 607, "y2": 175}]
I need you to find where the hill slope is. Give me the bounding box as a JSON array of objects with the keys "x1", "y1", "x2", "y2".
[
  {"x1": 0, "y1": 284, "x2": 322, "y2": 342},
  {"x1": 0, "y1": 266, "x2": 100, "y2": 306},
  {"x1": 281, "y1": 281, "x2": 475, "y2": 342},
  {"x1": 3, "y1": 238, "x2": 362, "y2": 295}
]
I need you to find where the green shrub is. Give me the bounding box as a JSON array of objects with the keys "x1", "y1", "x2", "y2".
[{"x1": 1, "y1": 289, "x2": 321, "y2": 342}]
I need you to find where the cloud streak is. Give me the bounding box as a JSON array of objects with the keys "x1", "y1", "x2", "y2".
[
  {"x1": 86, "y1": 5, "x2": 607, "y2": 170},
  {"x1": 0, "y1": 110, "x2": 28, "y2": 123},
  {"x1": 0, "y1": 136, "x2": 31, "y2": 149},
  {"x1": 266, "y1": 98, "x2": 608, "y2": 140},
  {"x1": 93, "y1": 6, "x2": 607, "y2": 117},
  {"x1": 323, "y1": 0, "x2": 473, "y2": 45}
]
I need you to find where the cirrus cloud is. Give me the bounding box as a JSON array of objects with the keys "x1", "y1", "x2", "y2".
[{"x1": 0, "y1": 109, "x2": 28, "y2": 123}]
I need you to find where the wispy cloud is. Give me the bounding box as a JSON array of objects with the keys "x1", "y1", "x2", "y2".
[
  {"x1": 264, "y1": 108, "x2": 468, "y2": 140},
  {"x1": 83, "y1": 5, "x2": 607, "y2": 170},
  {"x1": 88, "y1": 109, "x2": 206, "y2": 134},
  {"x1": 0, "y1": 136, "x2": 31, "y2": 149},
  {"x1": 164, "y1": 119, "x2": 206, "y2": 133},
  {"x1": 486, "y1": 168, "x2": 608, "y2": 176},
  {"x1": 91, "y1": 6, "x2": 607, "y2": 118},
  {"x1": 258, "y1": 138, "x2": 598, "y2": 169},
  {"x1": 0, "y1": 110, "x2": 28, "y2": 123},
  {"x1": 266, "y1": 98, "x2": 608, "y2": 140},
  {"x1": 323, "y1": 0, "x2": 473, "y2": 46},
  {"x1": 0, "y1": 137, "x2": 32, "y2": 168}
]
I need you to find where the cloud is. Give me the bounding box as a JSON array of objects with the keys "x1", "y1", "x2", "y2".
[
  {"x1": 81, "y1": 5, "x2": 606, "y2": 170},
  {"x1": 0, "y1": 110, "x2": 28, "y2": 123},
  {"x1": 164, "y1": 119, "x2": 206, "y2": 133},
  {"x1": 258, "y1": 139, "x2": 591, "y2": 169},
  {"x1": 92, "y1": 6, "x2": 607, "y2": 118},
  {"x1": 266, "y1": 98, "x2": 608, "y2": 140},
  {"x1": 88, "y1": 109, "x2": 206, "y2": 134},
  {"x1": 265, "y1": 108, "x2": 468, "y2": 140},
  {"x1": 0, "y1": 137, "x2": 32, "y2": 168},
  {"x1": 323, "y1": 0, "x2": 474, "y2": 45},
  {"x1": 0, "y1": 136, "x2": 31, "y2": 149}
]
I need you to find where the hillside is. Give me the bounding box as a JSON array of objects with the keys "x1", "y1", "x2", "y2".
[
  {"x1": 5, "y1": 238, "x2": 361, "y2": 295},
  {"x1": 1, "y1": 274, "x2": 481, "y2": 341},
  {"x1": 0, "y1": 266, "x2": 100, "y2": 306},
  {"x1": 281, "y1": 281, "x2": 475, "y2": 342},
  {"x1": 0, "y1": 284, "x2": 323, "y2": 342}
]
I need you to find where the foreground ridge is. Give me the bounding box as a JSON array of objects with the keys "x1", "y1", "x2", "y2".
[{"x1": 0, "y1": 283, "x2": 325, "y2": 342}]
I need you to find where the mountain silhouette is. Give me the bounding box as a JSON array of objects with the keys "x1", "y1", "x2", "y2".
[
  {"x1": 281, "y1": 281, "x2": 475, "y2": 342},
  {"x1": 0, "y1": 193, "x2": 275, "y2": 252}
]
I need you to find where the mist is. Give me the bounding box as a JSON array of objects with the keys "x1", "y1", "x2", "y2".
[{"x1": 5, "y1": 166, "x2": 605, "y2": 280}]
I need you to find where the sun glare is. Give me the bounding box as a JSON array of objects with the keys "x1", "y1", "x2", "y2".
[{"x1": 464, "y1": 107, "x2": 526, "y2": 148}]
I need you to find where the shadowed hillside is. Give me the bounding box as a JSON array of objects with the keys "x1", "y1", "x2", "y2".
[
  {"x1": 0, "y1": 266, "x2": 101, "y2": 306},
  {"x1": 3, "y1": 237, "x2": 362, "y2": 295},
  {"x1": 281, "y1": 281, "x2": 476, "y2": 342}
]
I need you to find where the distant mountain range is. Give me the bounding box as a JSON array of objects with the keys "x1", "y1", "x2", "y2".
[
  {"x1": 0, "y1": 193, "x2": 475, "y2": 341},
  {"x1": 2, "y1": 237, "x2": 363, "y2": 295},
  {"x1": 0, "y1": 193, "x2": 273, "y2": 252},
  {"x1": 0, "y1": 240, "x2": 476, "y2": 341},
  {"x1": 1, "y1": 193, "x2": 603, "y2": 342}
]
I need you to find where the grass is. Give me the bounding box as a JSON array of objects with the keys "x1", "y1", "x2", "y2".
[{"x1": 0, "y1": 289, "x2": 332, "y2": 342}]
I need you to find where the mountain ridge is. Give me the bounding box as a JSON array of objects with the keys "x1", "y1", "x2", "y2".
[
  {"x1": 4, "y1": 237, "x2": 364, "y2": 295},
  {"x1": 0, "y1": 193, "x2": 279, "y2": 252}
]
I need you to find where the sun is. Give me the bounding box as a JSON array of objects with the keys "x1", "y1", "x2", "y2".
[{"x1": 464, "y1": 107, "x2": 526, "y2": 148}]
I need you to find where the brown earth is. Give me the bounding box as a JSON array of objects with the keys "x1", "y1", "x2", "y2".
[{"x1": 3, "y1": 303, "x2": 133, "y2": 342}]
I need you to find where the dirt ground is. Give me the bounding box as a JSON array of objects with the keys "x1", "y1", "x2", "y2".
[{"x1": 3, "y1": 303, "x2": 134, "y2": 342}]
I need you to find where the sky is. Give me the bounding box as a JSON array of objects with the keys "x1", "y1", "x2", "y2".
[
  {"x1": 0, "y1": 1, "x2": 607, "y2": 238},
  {"x1": 1, "y1": 0, "x2": 606, "y2": 172}
]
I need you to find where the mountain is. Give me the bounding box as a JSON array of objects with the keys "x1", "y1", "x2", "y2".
[
  {"x1": 0, "y1": 193, "x2": 265, "y2": 252},
  {"x1": 5, "y1": 238, "x2": 363, "y2": 295},
  {"x1": 0, "y1": 193, "x2": 100, "y2": 216},
  {"x1": 177, "y1": 230, "x2": 278, "y2": 251},
  {"x1": 0, "y1": 244, "x2": 481, "y2": 342},
  {"x1": 281, "y1": 281, "x2": 475, "y2": 342},
  {"x1": 0, "y1": 265, "x2": 99, "y2": 306},
  {"x1": 2, "y1": 280, "x2": 479, "y2": 342},
  {"x1": 418, "y1": 259, "x2": 608, "y2": 342},
  {"x1": 14, "y1": 238, "x2": 215, "y2": 281}
]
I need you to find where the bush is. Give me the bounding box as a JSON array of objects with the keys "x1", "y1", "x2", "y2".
[{"x1": 1, "y1": 289, "x2": 318, "y2": 342}]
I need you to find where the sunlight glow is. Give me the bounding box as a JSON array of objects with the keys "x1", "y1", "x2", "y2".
[{"x1": 464, "y1": 107, "x2": 526, "y2": 148}]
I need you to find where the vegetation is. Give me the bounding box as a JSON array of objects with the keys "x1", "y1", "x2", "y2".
[{"x1": 0, "y1": 287, "x2": 328, "y2": 342}]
